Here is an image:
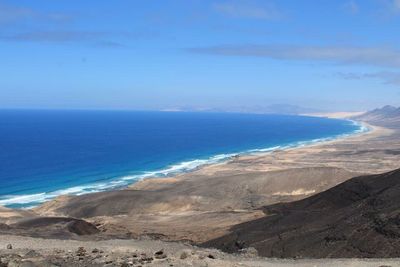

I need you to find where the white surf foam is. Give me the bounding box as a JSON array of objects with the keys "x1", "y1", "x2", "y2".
[
  {"x1": 1, "y1": 120, "x2": 368, "y2": 208},
  {"x1": 0, "y1": 153, "x2": 237, "y2": 207},
  {"x1": 0, "y1": 193, "x2": 49, "y2": 206}
]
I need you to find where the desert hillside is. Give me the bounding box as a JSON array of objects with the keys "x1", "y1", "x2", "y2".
[
  {"x1": 204, "y1": 168, "x2": 400, "y2": 258},
  {"x1": 353, "y1": 105, "x2": 400, "y2": 128}
]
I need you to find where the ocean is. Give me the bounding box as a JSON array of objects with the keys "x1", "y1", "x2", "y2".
[{"x1": 0, "y1": 110, "x2": 364, "y2": 208}]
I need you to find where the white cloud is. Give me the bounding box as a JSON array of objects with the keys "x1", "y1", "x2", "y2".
[
  {"x1": 189, "y1": 45, "x2": 400, "y2": 68},
  {"x1": 337, "y1": 71, "x2": 400, "y2": 85}
]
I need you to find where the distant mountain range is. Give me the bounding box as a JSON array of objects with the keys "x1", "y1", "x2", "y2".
[
  {"x1": 204, "y1": 168, "x2": 400, "y2": 258},
  {"x1": 251, "y1": 104, "x2": 322, "y2": 115},
  {"x1": 353, "y1": 105, "x2": 400, "y2": 127},
  {"x1": 163, "y1": 104, "x2": 323, "y2": 115}
]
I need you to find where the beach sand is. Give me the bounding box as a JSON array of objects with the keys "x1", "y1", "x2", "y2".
[
  {"x1": 30, "y1": 117, "x2": 400, "y2": 244},
  {"x1": 301, "y1": 111, "x2": 365, "y2": 119},
  {"x1": 2, "y1": 115, "x2": 400, "y2": 265}
]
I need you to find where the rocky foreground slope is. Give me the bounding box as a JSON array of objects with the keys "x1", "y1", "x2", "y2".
[
  {"x1": 1, "y1": 235, "x2": 399, "y2": 267},
  {"x1": 204, "y1": 168, "x2": 400, "y2": 258}
]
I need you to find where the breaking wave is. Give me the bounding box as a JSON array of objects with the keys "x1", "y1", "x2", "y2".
[{"x1": 0, "y1": 120, "x2": 369, "y2": 208}]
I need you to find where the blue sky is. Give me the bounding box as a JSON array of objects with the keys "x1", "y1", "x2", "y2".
[{"x1": 0, "y1": 0, "x2": 400, "y2": 111}]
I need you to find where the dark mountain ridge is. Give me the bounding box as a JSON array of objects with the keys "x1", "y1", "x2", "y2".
[{"x1": 203, "y1": 168, "x2": 400, "y2": 258}]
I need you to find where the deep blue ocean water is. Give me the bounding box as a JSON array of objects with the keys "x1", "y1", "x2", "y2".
[{"x1": 0, "y1": 110, "x2": 363, "y2": 208}]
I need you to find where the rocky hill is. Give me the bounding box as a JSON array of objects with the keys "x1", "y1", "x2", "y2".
[
  {"x1": 353, "y1": 105, "x2": 400, "y2": 128},
  {"x1": 204, "y1": 168, "x2": 400, "y2": 258}
]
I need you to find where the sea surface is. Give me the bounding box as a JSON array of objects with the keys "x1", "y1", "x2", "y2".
[{"x1": 0, "y1": 110, "x2": 364, "y2": 208}]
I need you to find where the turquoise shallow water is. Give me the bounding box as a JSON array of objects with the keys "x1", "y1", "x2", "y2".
[{"x1": 0, "y1": 110, "x2": 364, "y2": 208}]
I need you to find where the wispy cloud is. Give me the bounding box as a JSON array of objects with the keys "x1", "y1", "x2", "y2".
[
  {"x1": 0, "y1": 31, "x2": 105, "y2": 42},
  {"x1": 343, "y1": 0, "x2": 359, "y2": 14},
  {"x1": 391, "y1": 0, "x2": 400, "y2": 11},
  {"x1": 337, "y1": 71, "x2": 400, "y2": 85},
  {"x1": 0, "y1": 2, "x2": 72, "y2": 24},
  {"x1": 378, "y1": 0, "x2": 400, "y2": 16},
  {"x1": 0, "y1": 2, "x2": 131, "y2": 48},
  {"x1": 0, "y1": 30, "x2": 145, "y2": 48},
  {"x1": 94, "y1": 41, "x2": 127, "y2": 48},
  {"x1": 212, "y1": 1, "x2": 282, "y2": 20},
  {"x1": 188, "y1": 44, "x2": 400, "y2": 68}
]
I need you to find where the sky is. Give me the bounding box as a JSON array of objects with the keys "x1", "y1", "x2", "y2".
[{"x1": 0, "y1": 0, "x2": 400, "y2": 112}]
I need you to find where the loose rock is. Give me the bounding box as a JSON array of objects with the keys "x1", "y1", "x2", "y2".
[
  {"x1": 154, "y1": 249, "x2": 166, "y2": 259},
  {"x1": 239, "y1": 247, "x2": 258, "y2": 257},
  {"x1": 25, "y1": 250, "x2": 41, "y2": 258},
  {"x1": 154, "y1": 249, "x2": 163, "y2": 256},
  {"x1": 76, "y1": 247, "x2": 86, "y2": 257},
  {"x1": 180, "y1": 251, "x2": 188, "y2": 260}
]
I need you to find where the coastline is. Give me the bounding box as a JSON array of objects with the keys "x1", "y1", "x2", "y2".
[
  {"x1": 129, "y1": 118, "x2": 383, "y2": 190},
  {"x1": 4, "y1": 113, "x2": 400, "y2": 244},
  {"x1": 0, "y1": 114, "x2": 368, "y2": 209}
]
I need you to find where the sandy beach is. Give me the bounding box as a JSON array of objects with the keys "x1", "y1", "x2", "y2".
[
  {"x1": 27, "y1": 116, "x2": 400, "y2": 244},
  {"x1": 2, "y1": 114, "x2": 400, "y2": 265}
]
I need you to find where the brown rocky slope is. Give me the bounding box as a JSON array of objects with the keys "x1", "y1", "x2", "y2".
[{"x1": 203, "y1": 168, "x2": 400, "y2": 258}]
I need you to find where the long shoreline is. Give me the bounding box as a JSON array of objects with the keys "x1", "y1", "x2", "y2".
[
  {"x1": 0, "y1": 116, "x2": 378, "y2": 209},
  {"x1": 31, "y1": 115, "x2": 400, "y2": 244},
  {"x1": 8, "y1": 114, "x2": 400, "y2": 244},
  {"x1": 127, "y1": 118, "x2": 374, "y2": 184},
  {"x1": 131, "y1": 118, "x2": 383, "y2": 189}
]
